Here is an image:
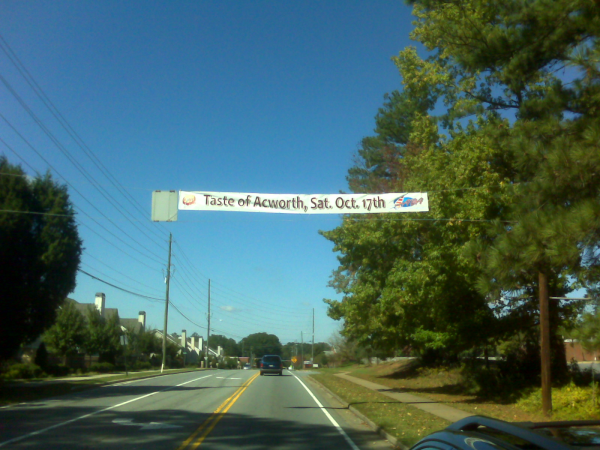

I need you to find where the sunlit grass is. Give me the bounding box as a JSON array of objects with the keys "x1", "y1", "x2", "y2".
[{"x1": 311, "y1": 371, "x2": 450, "y2": 448}]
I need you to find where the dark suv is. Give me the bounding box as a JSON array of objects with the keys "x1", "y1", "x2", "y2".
[{"x1": 259, "y1": 355, "x2": 283, "y2": 376}]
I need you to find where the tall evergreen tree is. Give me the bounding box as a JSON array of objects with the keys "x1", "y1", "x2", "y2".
[{"x1": 409, "y1": 0, "x2": 600, "y2": 413}]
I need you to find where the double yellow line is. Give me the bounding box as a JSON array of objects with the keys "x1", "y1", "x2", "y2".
[{"x1": 177, "y1": 372, "x2": 260, "y2": 450}]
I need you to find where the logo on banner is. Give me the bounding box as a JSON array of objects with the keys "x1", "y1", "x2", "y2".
[
  {"x1": 182, "y1": 194, "x2": 196, "y2": 206},
  {"x1": 394, "y1": 195, "x2": 423, "y2": 208}
]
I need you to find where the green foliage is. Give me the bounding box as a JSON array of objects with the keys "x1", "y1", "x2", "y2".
[
  {"x1": 96, "y1": 311, "x2": 122, "y2": 364},
  {"x1": 131, "y1": 361, "x2": 152, "y2": 371},
  {"x1": 518, "y1": 382, "x2": 600, "y2": 420},
  {"x1": 322, "y1": 0, "x2": 599, "y2": 376},
  {"x1": 89, "y1": 362, "x2": 116, "y2": 373},
  {"x1": 568, "y1": 311, "x2": 600, "y2": 355},
  {"x1": 1, "y1": 363, "x2": 45, "y2": 380},
  {"x1": 322, "y1": 95, "x2": 508, "y2": 359},
  {"x1": 406, "y1": 0, "x2": 600, "y2": 379},
  {"x1": 209, "y1": 335, "x2": 240, "y2": 356},
  {"x1": 0, "y1": 157, "x2": 82, "y2": 361},
  {"x1": 43, "y1": 299, "x2": 86, "y2": 362},
  {"x1": 127, "y1": 327, "x2": 163, "y2": 357},
  {"x1": 83, "y1": 307, "x2": 122, "y2": 364},
  {"x1": 239, "y1": 332, "x2": 282, "y2": 357}
]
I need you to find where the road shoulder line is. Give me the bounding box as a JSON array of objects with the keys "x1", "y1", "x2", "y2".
[
  {"x1": 290, "y1": 371, "x2": 361, "y2": 450},
  {"x1": 305, "y1": 374, "x2": 404, "y2": 450}
]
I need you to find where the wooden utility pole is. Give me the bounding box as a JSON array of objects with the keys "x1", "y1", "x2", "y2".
[
  {"x1": 312, "y1": 308, "x2": 315, "y2": 365},
  {"x1": 161, "y1": 233, "x2": 172, "y2": 373},
  {"x1": 207, "y1": 279, "x2": 211, "y2": 361},
  {"x1": 301, "y1": 331, "x2": 304, "y2": 370},
  {"x1": 539, "y1": 270, "x2": 552, "y2": 416}
]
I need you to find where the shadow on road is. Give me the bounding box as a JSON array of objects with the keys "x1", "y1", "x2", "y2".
[{"x1": 0, "y1": 406, "x2": 383, "y2": 450}]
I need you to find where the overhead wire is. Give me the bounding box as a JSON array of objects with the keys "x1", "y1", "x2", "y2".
[
  {"x1": 80, "y1": 262, "x2": 162, "y2": 299},
  {"x1": 0, "y1": 114, "x2": 165, "y2": 265},
  {"x1": 77, "y1": 221, "x2": 163, "y2": 272},
  {"x1": 82, "y1": 251, "x2": 164, "y2": 296},
  {"x1": 78, "y1": 269, "x2": 164, "y2": 302},
  {"x1": 173, "y1": 240, "x2": 312, "y2": 315},
  {"x1": 0, "y1": 33, "x2": 169, "y2": 244},
  {"x1": 0, "y1": 76, "x2": 167, "y2": 259}
]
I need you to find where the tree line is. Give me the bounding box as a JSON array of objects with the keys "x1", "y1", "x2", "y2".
[{"x1": 321, "y1": 0, "x2": 600, "y2": 387}]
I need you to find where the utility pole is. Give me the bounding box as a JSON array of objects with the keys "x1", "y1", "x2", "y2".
[
  {"x1": 312, "y1": 308, "x2": 315, "y2": 366},
  {"x1": 161, "y1": 233, "x2": 172, "y2": 373},
  {"x1": 207, "y1": 279, "x2": 211, "y2": 362},
  {"x1": 301, "y1": 331, "x2": 304, "y2": 370}
]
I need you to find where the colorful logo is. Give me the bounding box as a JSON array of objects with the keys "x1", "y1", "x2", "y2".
[
  {"x1": 394, "y1": 195, "x2": 423, "y2": 208},
  {"x1": 182, "y1": 194, "x2": 196, "y2": 206}
]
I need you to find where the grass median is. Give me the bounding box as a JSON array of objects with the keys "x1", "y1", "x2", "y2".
[
  {"x1": 0, "y1": 367, "x2": 208, "y2": 407},
  {"x1": 310, "y1": 369, "x2": 450, "y2": 448}
]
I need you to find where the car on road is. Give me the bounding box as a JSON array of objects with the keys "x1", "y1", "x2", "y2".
[
  {"x1": 410, "y1": 415, "x2": 600, "y2": 450},
  {"x1": 259, "y1": 355, "x2": 283, "y2": 376},
  {"x1": 243, "y1": 363, "x2": 251, "y2": 370}
]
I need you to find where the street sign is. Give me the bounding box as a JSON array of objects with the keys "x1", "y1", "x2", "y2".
[{"x1": 291, "y1": 356, "x2": 297, "y2": 363}]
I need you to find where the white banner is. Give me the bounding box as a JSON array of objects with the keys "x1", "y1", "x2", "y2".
[{"x1": 178, "y1": 191, "x2": 428, "y2": 214}]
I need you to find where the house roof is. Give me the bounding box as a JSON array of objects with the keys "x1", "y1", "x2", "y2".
[
  {"x1": 121, "y1": 318, "x2": 143, "y2": 334},
  {"x1": 73, "y1": 302, "x2": 96, "y2": 317},
  {"x1": 104, "y1": 308, "x2": 119, "y2": 320}
]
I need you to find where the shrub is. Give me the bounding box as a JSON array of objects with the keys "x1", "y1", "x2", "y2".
[
  {"x1": 46, "y1": 364, "x2": 71, "y2": 377},
  {"x1": 90, "y1": 362, "x2": 115, "y2": 373},
  {"x1": 132, "y1": 361, "x2": 152, "y2": 371},
  {"x1": 2, "y1": 363, "x2": 45, "y2": 380}
]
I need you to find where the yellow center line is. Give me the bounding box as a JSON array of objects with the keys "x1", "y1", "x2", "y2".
[
  {"x1": 189, "y1": 372, "x2": 259, "y2": 449},
  {"x1": 177, "y1": 372, "x2": 260, "y2": 450}
]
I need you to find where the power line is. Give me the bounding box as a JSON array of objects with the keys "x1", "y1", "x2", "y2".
[
  {"x1": 0, "y1": 115, "x2": 166, "y2": 265},
  {"x1": 0, "y1": 76, "x2": 167, "y2": 257},
  {"x1": 0, "y1": 33, "x2": 169, "y2": 244},
  {"x1": 78, "y1": 269, "x2": 164, "y2": 302},
  {"x1": 0, "y1": 209, "x2": 74, "y2": 218},
  {"x1": 77, "y1": 221, "x2": 162, "y2": 272},
  {"x1": 81, "y1": 255, "x2": 164, "y2": 297}
]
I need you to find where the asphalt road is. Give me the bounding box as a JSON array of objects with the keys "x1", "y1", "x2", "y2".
[{"x1": 0, "y1": 369, "x2": 390, "y2": 450}]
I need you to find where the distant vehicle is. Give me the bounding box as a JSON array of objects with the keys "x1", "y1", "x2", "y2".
[
  {"x1": 243, "y1": 364, "x2": 251, "y2": 370},
  {"x1": 259, "y1": 355, "x2": 283, "y2": 376},
  {"x1": 410, "y1": 415, "x2": 600, "y2": 450}
]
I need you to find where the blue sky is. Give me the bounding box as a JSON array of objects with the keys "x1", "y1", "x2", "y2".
[{"x1": 1, "y1": 1, "x2": 421, "y2": 345}]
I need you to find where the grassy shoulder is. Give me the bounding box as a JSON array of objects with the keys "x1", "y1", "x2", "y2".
[
  {"x1": 310, "y1": 369, "x2": 450, "y2": 448},
  {"x1": 330, "y1": 360, "x2": 600, "y2": 422},
  {"x1": 0, "y1": 367, "x2": 207, "y2": 407}
]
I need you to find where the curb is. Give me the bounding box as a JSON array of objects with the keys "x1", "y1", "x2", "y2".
[{"x1": 306, "y1": 375, "x2": 408, "y2": 450}]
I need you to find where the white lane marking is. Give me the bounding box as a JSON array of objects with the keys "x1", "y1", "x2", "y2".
[
  {"x1": 0, "y1": 374, "x2": 212, "y2": 448},
  {"x1": 290, "y1": 372, "x2": 361, "y2": 450},
  {"x1": 0, "y1": 402, "x2": 26, "y2": 409},
  {"x1": 216, "y1": 377, "x2": 241, "y2": 380}
]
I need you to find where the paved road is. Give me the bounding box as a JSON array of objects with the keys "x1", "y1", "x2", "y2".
[{"x1": 0, "y1": 369, "x2": 389, "y2": 449}]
